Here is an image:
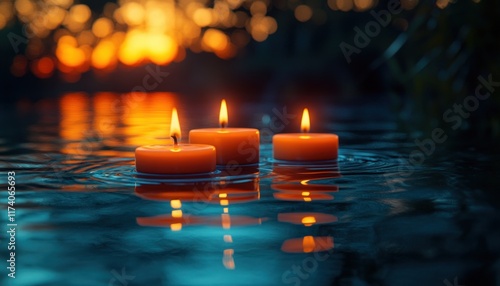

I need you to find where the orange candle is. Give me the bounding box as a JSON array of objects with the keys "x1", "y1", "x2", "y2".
[
  {"x1": 189, "y1": 99, "x2": 260, "y2": 165},
  {"x1": 135, "y1": 108, "x2": 216, "y2": 174},
  {"x1": 273, "y1": 108, "x2": 338, "y2": 161}
]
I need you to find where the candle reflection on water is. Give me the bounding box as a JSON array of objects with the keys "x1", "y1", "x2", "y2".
[
  {"x1": 135, "y1": 178, "x2": 262, "y2": 270},
  {"x1": 58, "y1": 92, "x2": 183, "y2": 157},
  {"x1": 121, "y1": 92, "x2": 179, "y2": 146},
  {"x1": 272, "y1": 163, "x2": 338, "y2": 254},
  {"x1": 278, "y1": 212, "x2": 337, "y2": 226},
  {"x1": 281, "y1": 236, "x2": 334, "y2": 253},
  {"x1": 271, "y1": 163, "x2": 340, "y2": 202},
  {"x1": 59, "y1": 92, "x2": 91, "y2": 156}
]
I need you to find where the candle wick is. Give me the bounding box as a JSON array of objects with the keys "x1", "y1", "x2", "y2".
[
  {"x1": 302, "y1": 128, "x2": 309, "y2": 133},
  {"x1": 220, "y1": 122, "x2": 227, "y2": 129},
  {"x1": 171, "y1": 135, "x2": 178, "y2": 146}
]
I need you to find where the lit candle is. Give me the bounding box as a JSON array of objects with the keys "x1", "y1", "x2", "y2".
[
  {"x1": 189, "y1": 99, "x2": 260, "y2": 165},
  {"x1": 273, "y1": 108, "x2": 338, "y2": 161},
  {"x1": 135, "y1": 108, "x2": 216, "y2": 174}
]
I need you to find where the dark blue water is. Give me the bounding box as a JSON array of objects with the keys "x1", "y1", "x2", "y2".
[{"x1": 1, "y1": 92, "x2": 499, "y2": 286}]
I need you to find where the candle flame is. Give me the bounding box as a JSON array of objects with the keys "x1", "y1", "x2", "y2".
[
  {"x1": 170, "y1": 107, "x2": 181, "y2": 142},
  {"x1": 301, "y1": 108, "x2": 310, "y2": 133},
  {"x1": 219, "y1": 99, "x2": 228, "y2": 128}
]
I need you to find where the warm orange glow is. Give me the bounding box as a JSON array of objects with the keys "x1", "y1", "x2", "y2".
[
  {"x1": 70, "y1": 4, "x2": 91, "y2": 24},
  {"x1": 172, "y1": 210, "x2": 183, "y2": 218},
  {"x1": 60, "y1": 92, "x2": 89, "y2": 141},
  {"x1": 303, "y1": 236, "x2": 315, "y2": 252},
  {"x1": 436, "y1": 0, "x2": 450, "y2": 9},
  {"x1": 170, "y1": 223, "x2": 182, "y2": 231},
  {"x1": 4, "y1": 0, "x2": 286, "y2": 77},
  {"x1": 59, "y1": 93, "x2": 93, "y2": 156},
  {"x1": 295, "y1": 5, "x2": 313, "y2": 22},
  {"x1": 171, "y1": 199, "x2": 182, "y2": 209},
  {"x1": 170, "y1": 107, "x2": 181, "y2": 142},
  {"x1": 202, "y1": 29, "x2": 229, "y2": 52},
  {"x1": 354, "y1": 0, "x2": 374, "y2": 10},
  {"x1": 4, "y1": 0, "x2": 431, "y2": 79},
  {"x1": 219, "y1": 99, "x2": 228, "y2": 128},
  {"x1": 122, "y1": 92, "x2": 176, "y2": 146},
  {"x1": 15, "y1": 0, "x2": 35, "y2": 16},
  {"x1": 250, "y1": 1, "x2": 267, "y2": 15},
  {"x1": 301, "y1": 108, "x2": 310, "y2": 133},
  {"x1": 118, "y1": 30, "x2": 147, "y2": 65},
  {"x1": 77, "y1": 30, "x2": 95, "y2": 46},
  {"x1": 278, "y1": 212, "x2": 338, "y2": 225},
  {"x1": 274, "y1": 192, "x2": 334, "y2": 202},
  {"x1": 33, "y1": 56, "x2": 55, "y2": 78},
  {"x1": 44, "y1": 7, "x2": 66, "y2": 30},
  {"x1": 281, "y1": 236, "x2": 334, "y2": 253},
  {"x1": 193, "y1": 8, "x2": 212, "y2": 27},
  {"x1": 121, "y1": 2, "x2": 145, "y2": 26},
  {"x1": 222, "y1": 213, "x2": 231, "y2": 229},
  {"x1": 92, "y1": 17, "x2": 113, "y2": 38},
  {"x1": 301, "y1": 216, "x2": 317, "y2": 226},
  {"x1": 56, "y1": 44, "x2": 85, "y2": 68},
  {"x1": 92, "y1": 92, "x2": 118, "y2": 139},
  {"x1": 337, "y1": 0, "x2": 354, "y2": 11},
  {"x1": 223, "y1": 249, "x2": 235, "y2": 270},
  {"x1": 146, "y1": 33, "x2": 178, "y2": 65},
  {"x1": 91, "y1": 40, "x2": 115, "y2": 69}
]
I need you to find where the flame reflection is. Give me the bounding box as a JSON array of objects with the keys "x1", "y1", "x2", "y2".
[
  {"x1": 281, "y1": 236, "x2": 334, "y2": 253},
  {"x1": 59, "y1": 92, "x2": 92, "y2": 156},
  {"x1": 135, "y1": 179, "x2": 260, "y2": 205},
  {"x1": 278, "y1": 212, "x2": 337, "y2": 227},
  {"x1": 58, "y1": 92, "x2": 182, "y2": 157},
  {"x1": 272, "y1": 163, "x2": 340, "y2": 202},
  {"x1": 121, "y1": 92, "x2": 178, "y2": 146},
  {"x1": 136, "y1": 178, "x2": 261, "y2": 270}
]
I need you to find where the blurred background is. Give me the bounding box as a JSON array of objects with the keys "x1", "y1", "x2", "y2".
[{"x1": 0, "y1": 0, "x2": 499, "y2": 142}]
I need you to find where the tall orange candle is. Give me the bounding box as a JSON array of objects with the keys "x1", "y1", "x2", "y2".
[
  {"x1": 135, "y1": 108, "x2": 216, "y2": 174},
  {"x1": 189, "y1": 100, "x2": 260, "y2": 165},
  {"x1": 273, "y1": 108, "x2": 338, "y2": 161}
]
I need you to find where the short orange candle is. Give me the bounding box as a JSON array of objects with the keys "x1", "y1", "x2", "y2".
[
  {"x1": 135, "y1": 108, "x2": 216, "y2": 174},
  {"x1": 273, "y1": 108, "x2": 338, "y2": 161},
  {"x1": 189, "y1": 100, "x2": 260, "y2": 165}
]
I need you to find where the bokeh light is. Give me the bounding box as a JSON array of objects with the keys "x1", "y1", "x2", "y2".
[{"x1": 0, "y1": 0, "x2": 458, "y2": 80}]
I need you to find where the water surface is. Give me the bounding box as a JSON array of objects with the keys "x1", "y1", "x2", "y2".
[{"x1": 1, "y1": 92, "x2": 499, "y2": 286}]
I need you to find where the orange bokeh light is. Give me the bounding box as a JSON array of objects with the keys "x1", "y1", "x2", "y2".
[
  {"x1": 91, "y1": 40, "x2": 116, "y2": 69},
  {"x1": 32, "y1": 56, "x2": 55, "y2": 78}
]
